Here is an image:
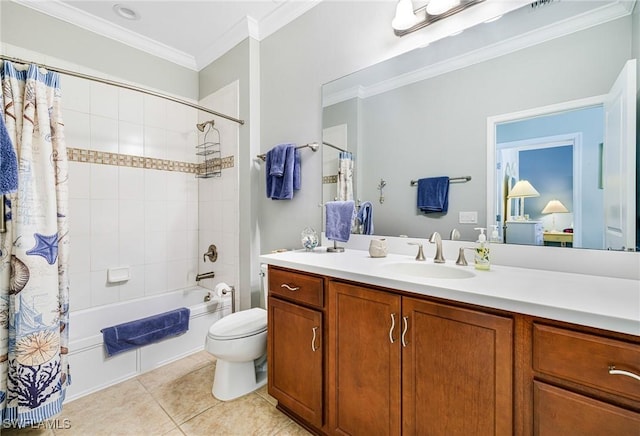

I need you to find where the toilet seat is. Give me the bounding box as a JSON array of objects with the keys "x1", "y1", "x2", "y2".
[{"x1": 208, "y1": 308, "x2": 267, "y2": 340}]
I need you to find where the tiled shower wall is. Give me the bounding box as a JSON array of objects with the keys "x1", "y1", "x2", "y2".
[
  {"x1": 57, "y1": 67, "x2": 239, "y2": 312},
  {"x1": 64, "y1": 77, "x2": 200, "y2": 312}
]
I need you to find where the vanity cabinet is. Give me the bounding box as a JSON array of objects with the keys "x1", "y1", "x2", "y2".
[
  {"x1": 327, "y1": 281, "x2": 402, "y2": 435},
  {"x1": 531, "y1": 323, "x2": 640, "y2": 435},
  {"x1": 266, "y1": 264, "x2": 640, "y2": 436},
  {"x1": 327, "y1": 280, "x2": 513, "y2": 436},
  {"x1": 267, "y1": 267, "x2": 325, "y2": 429}
]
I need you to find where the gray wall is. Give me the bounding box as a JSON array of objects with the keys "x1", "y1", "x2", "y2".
[
  {"x1": 199, "y1": 38, "x2": 262, "y2": 309},
  {"x1": 259, "y1": 1, "x2": 400, "y2": 252},
  {"x1": 1, "y1": 2, "x2": 198, "y2": 100},
  {"x1": 354, "y1": 17, "x2": 631, "y2": 242}
]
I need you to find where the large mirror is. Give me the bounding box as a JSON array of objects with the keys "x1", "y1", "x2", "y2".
[{"x1": 322, "y1": 0, "x2": 639, "y2": 251}]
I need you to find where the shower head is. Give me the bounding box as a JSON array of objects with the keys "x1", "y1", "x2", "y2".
[{"x1": 196, "y1": 120, "x2": 215, "y2": 132}]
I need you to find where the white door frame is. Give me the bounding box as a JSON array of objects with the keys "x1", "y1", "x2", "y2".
[
  {"x1": 487, "y1": 94, "x2": 605, "y2": 247},
  {"x1": 496, "y1": 133, "x2": 583, "y2": 247}
]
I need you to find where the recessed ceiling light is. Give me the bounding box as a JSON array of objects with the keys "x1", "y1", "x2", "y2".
[{"x1": 113, "y1": 4, "x2": 140, "y2": 21}]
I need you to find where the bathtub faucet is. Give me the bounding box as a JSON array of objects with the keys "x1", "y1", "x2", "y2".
[{"x1": 196, "y1": 271, "x2": 216, "y2": 282}]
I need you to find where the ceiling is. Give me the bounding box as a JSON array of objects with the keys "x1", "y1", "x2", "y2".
[{"x1": 11, "y1": 0, "x2": 324, "y2": 71}]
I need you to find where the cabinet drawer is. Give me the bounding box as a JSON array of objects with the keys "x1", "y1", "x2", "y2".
[
  {"x1": 534, "y1": 381, "x2": 640, "y2": 435},
  {"x1": 533, "y1": 324, "x2": 640, "y2": 402},
  {"x1": 269, "y1": 267, "x2": 324, "y2": 308}
]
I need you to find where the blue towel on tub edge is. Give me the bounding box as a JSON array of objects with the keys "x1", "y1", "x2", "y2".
[{"x1": 101, "y1": 307, "x2": 190, "y2": 357}]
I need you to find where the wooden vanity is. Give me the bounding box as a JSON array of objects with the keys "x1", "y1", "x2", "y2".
[{"x1": 265, "y1": 263, "x2": 640, "y2": 435}]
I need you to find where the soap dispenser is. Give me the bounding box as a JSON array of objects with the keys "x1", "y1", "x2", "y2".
[
  {"x1": 490, "y1": 225, "x2": 501, "y2": 243},
  {"x1": 474, "y1": 227, "x2": 490, "y2": 271}
]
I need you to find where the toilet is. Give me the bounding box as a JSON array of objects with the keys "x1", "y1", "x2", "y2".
[{"x1": 205, "y1": 265, "x2": 269, "y2": 401}]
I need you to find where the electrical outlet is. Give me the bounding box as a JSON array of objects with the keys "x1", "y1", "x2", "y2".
[{"x1": 459, "y1": 211, "x2": 478, "y2": 224}]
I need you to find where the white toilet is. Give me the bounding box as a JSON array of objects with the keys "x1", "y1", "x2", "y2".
[{"x1": 205, "y1": 265, "x2": 269, "y2": 401}]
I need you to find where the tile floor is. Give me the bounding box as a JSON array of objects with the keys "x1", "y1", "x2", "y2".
[{"x1": 3, "y1": 351, "x2": 311, "y2": 436}]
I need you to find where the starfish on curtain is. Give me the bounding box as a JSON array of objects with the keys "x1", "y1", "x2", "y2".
[{"x1": 26, "y1": 233, "x2": 58, "y2": 265}]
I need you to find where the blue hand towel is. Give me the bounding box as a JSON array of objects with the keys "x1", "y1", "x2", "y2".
[
  {"x1": 266, "y1": 144, "x2": 300, "y2": 200},
  {"x1": 417, "y1": 176, "x2": 450, "y2": 213},
  {"x1": 101, "y1": 307, "x2": 190, "y2": 357},
  {"x1": 268, "y1": 143, "x2": 292, "y2": 177},
  {"x1": 0, "y1": 115, "x2": 18, "y2": 195},
  {"x1": 326, "y1": 200, "x2": 355, "y2": 242},
  {"x1": 357, "y1": 201, "x2": 374, "y2": 235}
]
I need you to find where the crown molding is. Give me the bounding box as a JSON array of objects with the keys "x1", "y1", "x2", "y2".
[
  {"x1": 11, "y1": 0, "x2": 199, "y2": 70},
  {"x1": 195, "y1": 16, "x2": 257, "y2": 71},
  {"x1": 324, "y1": 0, "x2": 634, "y2": 106},
  {"x1": 257, "y1": 0, "x2": 324, "y2": 40},
  {"x1": 10, "y1": 0, "x2": 323, "y2": 71}
]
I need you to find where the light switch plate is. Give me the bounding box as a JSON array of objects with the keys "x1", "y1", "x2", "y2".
[{"x1": 459, "y1": 211, "x2": 478, "y2": 224}]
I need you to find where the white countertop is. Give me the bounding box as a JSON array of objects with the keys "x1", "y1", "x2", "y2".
[{"x1": 260, "y1": 248, "x2": 640, "y2": 336}]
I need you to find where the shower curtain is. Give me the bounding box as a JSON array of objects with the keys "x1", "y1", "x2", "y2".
[
  {"x1": 337, "y1": 151, "x2": 354, "y2": 201},
  {"x1": 0, "y1": 61, "x2": 70, "y2": 427}
]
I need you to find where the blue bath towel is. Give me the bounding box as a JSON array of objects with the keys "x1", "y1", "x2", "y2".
[
  {"x1": 357, "y1": 201, "x2": 374, "y2": 235},
  {"x1": 326, "y1": 200, "x2": 356, "y2": 242},
  {"x1": 0, "y1": 115, "x2": 18, "y2": 195},
  {"x1": 417, "y1": 176, "x2": 450, "y2": 213},
  {"x1": 266, "y1": 144, "x2": 300, "y2": 200},
  {"x1": 101, "y1": 307, "x2": 190, "y2": 357}
]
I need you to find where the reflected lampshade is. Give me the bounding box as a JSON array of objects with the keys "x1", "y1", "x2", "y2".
[
  {"x1": 541, "y1": 199, "x2": 569, "y2": 214},
  {"x1": 508, "y1": 180, "x2": 540, "y2": 198}
]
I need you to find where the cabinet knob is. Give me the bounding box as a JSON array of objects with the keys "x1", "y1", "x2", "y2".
[
  {"x1": 311, "y1": 326, "x2": 319, "y2": 352},
  {"x1": 281, "y1": 283, "x2": 300, "y2": 291},
  {"x1": 608, "y1": 365, "x2": 640, "y2": 382}
]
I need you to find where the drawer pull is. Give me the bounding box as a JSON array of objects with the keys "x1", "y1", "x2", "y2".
[
  {"x1": 608, "y1": 365, "x2": 640, "y2": 382},
  {"x1": 280, "y1": 283, "x2": 300, "y2": 291},
  {"x1": 401, "y1": 316, "x2": 409, "y2": 347},
  {"x1": 389, "y1": 313, "x2": 397, "y2": 344},
  {"x1": 311, "y1": 326, "x2": 319, "y2": 352}
]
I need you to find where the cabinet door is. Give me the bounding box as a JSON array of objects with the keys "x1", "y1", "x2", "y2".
[
  {"x1": 268, "y1": 297, "x2": 323, "y2": 428},
  {"x1": 402, "y1": 297, "x2": 513, "y2": 436},
  {"x1": 534, "y1": 381, "x2": 640, "y2": 435},
  {"x1": 328, "y1": 281, "x2": 402, "y2": 436}
]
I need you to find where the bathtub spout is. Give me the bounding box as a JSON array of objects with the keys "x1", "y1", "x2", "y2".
[{"x1": 196, "y1": 271, "x2": 216, "y2": 282}]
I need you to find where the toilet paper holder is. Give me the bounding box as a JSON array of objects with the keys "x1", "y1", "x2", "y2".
[{"x1": 212, "y1": 283, "x2": 236, "y2": 313}]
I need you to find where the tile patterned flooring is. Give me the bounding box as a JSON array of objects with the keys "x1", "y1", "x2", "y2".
[{"x1": 4, "y1": 351, "x2": 311, "y2": 436}]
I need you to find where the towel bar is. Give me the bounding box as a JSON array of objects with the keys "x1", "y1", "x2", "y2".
[
  {"x1": 410, "y1": 176, "x2": 471, "y2": 186},
  {"x1": 257, "y1": 142, "x2": 319, "y2": 161}
]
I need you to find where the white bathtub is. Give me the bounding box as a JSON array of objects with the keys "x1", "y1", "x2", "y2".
[{"x1": 65, "y1": 286, "x2": 230, "y2": 402}]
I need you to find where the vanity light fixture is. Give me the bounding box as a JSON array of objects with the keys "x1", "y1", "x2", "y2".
[{"x1": 392, "y1": 0, "x2": 485, "y2": 36}]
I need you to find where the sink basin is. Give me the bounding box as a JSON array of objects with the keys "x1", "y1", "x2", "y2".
[{"x1": 380, "y1": 262, "x2": 475, "y2": 279}]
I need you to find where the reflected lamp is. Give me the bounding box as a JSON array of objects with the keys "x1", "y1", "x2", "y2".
[
  {"x1": 507, "y1": 180, "x2": 539, "y2": 220},
  {"x1": 541, "y1": 199, "x2": 569, "y2": 232}
]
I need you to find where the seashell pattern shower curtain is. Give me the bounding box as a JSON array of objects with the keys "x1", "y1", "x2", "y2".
[{"x1": 0, "y1": 61, "x2": 70, "y2": 427}]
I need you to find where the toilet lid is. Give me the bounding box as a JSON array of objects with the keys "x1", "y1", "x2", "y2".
[{"x1": 208, "y1": 308, "x2": 267, "y2": 340}]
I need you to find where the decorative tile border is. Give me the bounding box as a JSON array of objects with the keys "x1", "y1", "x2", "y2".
[
  {"x1": 323, "y1": 175, "x2": 338, "y2": 184},
  {"x1": 67, "y1": 147, "x2": 234, "y2": 175}
]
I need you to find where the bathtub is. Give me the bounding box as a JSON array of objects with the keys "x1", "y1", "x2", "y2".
[{"x1": 65, "y1": 286, "x2": 230, "y2": 402}]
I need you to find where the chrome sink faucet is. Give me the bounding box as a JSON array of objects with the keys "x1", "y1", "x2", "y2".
[{"x1": 429, "y1": 232, "x2": 445, "y2": 263}]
